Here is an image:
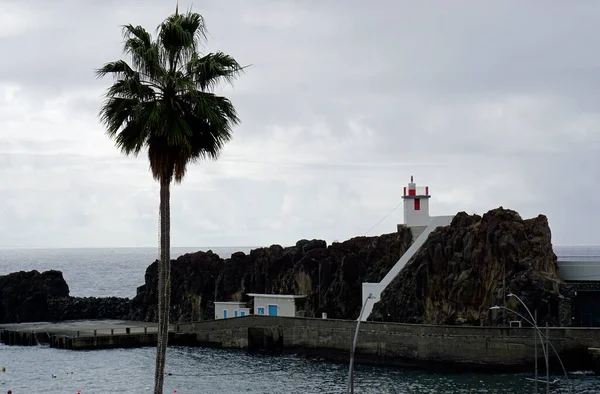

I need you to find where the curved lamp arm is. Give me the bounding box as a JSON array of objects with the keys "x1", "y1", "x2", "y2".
[
  {"x1": 507, "y1": 293, "x2": 537, "y2": 328},
  {"x1": 490, "y1": 305, "x2": 572, "y2": 394}
]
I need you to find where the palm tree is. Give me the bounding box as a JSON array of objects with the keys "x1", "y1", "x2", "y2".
[{"x1": 97, "y1": 8, "x2": 245, "y2": 394}]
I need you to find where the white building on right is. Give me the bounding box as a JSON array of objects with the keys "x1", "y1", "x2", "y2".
[{"x1": 247, "y1": 293, "x2": 306, "y2": 317}]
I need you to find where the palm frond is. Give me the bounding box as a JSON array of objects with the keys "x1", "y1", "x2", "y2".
[
  {"x1": 98, "y1": 97, "x2": 139, "y2": 138},
  {"x1": 186, "y1": 52, "x2": 246, "y2": 91},
  {"x1": 108, "y1": 79, "x2": 156, "y2": 100},
  {"x1": 95, "y1": 60, "x2": 136, "y2": 80},
  {"x1": 158, "y1": 11, "x2": 206, "y2": 71},
  {"x1": 114, "y1": 121, "x2": 148, "y2": 156},
  {"x1": 122, "y1": 25, "x2": 163, "y2": 79}
]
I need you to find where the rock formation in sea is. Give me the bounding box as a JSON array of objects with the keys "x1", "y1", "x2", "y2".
[
  {"x1": 0, "y1": 269, "x2": 131, "y2": 323},
  {"x1": 130, "y1": 231, "x2": 413, "y2": 323},
  {"x1": 369, "y1": 207, "x2": 563, "y2": 326},
  {"x1": 0, "y1": 270, "x2": 69, "y2": 323}
]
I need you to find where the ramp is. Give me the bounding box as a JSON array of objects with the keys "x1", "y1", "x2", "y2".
[{"x1": 360, "y1": 215, "x2": 454, "y2": 321}]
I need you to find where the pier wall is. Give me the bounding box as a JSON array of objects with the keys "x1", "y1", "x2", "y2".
[
  {"x1": 177, "y1": 316, "x2": 600, "y2": 372},
  {"x1": 0, "y1": 329, "x2": 162, "y2": 350}
]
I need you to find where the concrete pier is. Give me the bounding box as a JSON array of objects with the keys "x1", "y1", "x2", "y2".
[
  {"x1": 0, "y1": 320, "x2": 175, "y2": 350},
  {"x1": 178, "y1": 315, "x2": 600, "y2": 373}
]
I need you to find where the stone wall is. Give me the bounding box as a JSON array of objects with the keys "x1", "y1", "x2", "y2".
[{"x1": 176, "y1": 316, "x2": 600, "y2": 372}]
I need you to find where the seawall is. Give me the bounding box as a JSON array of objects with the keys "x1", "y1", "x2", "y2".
[{"x1": 176, "y1": 316, "x2": 600, "y2": 373}]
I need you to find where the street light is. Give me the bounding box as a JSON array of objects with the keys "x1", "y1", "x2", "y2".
[
  {"x1": 347, "y1": 292, "x2": 375, "y2": 394},
  {"x1": 490, "y1": 305, "x2": 547, "y2": 393},
  {"x1": 507, "y1": 293, "x2": 550, "y2": 393},
  {"x1": 489, "y1": 305, "x2": 572, "y2": 394}
]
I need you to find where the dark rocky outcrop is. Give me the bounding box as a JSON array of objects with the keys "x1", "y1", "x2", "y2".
[
  {"x1": 130, "y1": 230, "x2": 414, "y2": 323},
  {"x1": 0, "y1": 270, "x2": 131, "y2": 323},
  {"x1": 0, "y1": 270, "x2": 69, "y2": 323},
  {"x1": 0, "y1": 207, "x2": 566, "y2": 327},
  {"x1": 370, "y1": 207, "x2": 563, "y2": 326}
]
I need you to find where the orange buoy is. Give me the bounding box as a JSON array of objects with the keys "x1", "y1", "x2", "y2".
[{"x1": 1, "y1": 366, "x2": 5, "y2": 372}]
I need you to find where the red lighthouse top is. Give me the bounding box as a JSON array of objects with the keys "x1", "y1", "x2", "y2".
[{"x1": 402, "y1": 176, "x2": 431, "y2": 198}]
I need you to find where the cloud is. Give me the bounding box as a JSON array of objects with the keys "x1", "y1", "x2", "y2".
[{"x1": 0, "y1": 0, "x2": 598, "y2": 248}]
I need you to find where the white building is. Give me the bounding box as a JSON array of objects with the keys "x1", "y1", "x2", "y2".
[
  {"x1": 214, "y1": 301, "x2": 250, "y2": 320},
  {"x1": 402, "y1": 175, "x2": 431, "y2": 227},
  {"x1": 247, "y1": 293, "x2": 306, "y2": 317}
]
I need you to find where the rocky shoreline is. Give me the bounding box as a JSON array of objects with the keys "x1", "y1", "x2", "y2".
[{"x1": 0, "y1": 207, "x2": 568, "y2": 327}]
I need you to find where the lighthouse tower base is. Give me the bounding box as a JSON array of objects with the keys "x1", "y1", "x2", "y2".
[{"x1": 398, "y1": 224, "x2": 427, "y2": 241}]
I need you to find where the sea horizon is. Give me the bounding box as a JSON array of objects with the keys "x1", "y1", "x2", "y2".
[{"x1": 0, "y1": 243, "x2": 599, "y2": 249}]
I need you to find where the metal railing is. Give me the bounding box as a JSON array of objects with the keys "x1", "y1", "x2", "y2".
[{"x1": 402, "y1": 186, "x2": 429, "y2": 196}]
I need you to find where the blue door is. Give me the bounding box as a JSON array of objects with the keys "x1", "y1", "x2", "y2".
[
  {"x1": 268, "y1": 305, "x2": 278, "y2": 316},
  {"x1": 223, "y1": 309, "x2": 228, "y2": 319},
  {"x1": 234, "y1": 310, "x2": 238, "y2": 317},
  {"x1": 241, "y1": 311, "x2": 246, "y2": 316}
]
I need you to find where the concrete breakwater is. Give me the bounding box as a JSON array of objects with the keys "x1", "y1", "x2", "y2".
[
  {"x1": 2, "y1": 316, "x2": 599, "y2": 374},
  {"x1": 177, "y1": 315, "x2": 600, "y2": 373},
  {"x1": 0, "y1": 320, "x2": 168, "y2": 350}
]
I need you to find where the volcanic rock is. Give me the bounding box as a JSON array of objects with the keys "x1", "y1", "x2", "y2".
[
  {"x1": 0, "y1": 270, "x2": 69, "y2": 323},
  {"x1": 130, "y1": 229, "x2": 413, "y2": 323},
  {"x1": 369, "y1": 207, "x2": 563, "y2": 326}
]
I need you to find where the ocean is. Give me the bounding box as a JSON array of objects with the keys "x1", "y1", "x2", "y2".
[{"x1": 0, "y1": 245, "x2": 598, "y2": 393}]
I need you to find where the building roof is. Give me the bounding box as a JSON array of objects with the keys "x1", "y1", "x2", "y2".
[
  {"x1": 247, "y1": 293, "x2": 306, "y2": 299},
  {"x1": 214, "y1": 301, "x2": 247, "y2": 305}
]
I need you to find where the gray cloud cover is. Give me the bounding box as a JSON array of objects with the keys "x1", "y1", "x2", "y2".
[{"x1": 0, "y1": 0, "x2": 598, "y2": 248}]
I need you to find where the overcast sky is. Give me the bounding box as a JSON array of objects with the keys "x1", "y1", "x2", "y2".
[{"x1": 0, "y1": 0, "x2": 598, "y2": 248}]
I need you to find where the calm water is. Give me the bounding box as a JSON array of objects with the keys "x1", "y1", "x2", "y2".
[
  {"x1": 0, "y1": 345, "x2": 598, "y2": 394},
  {"x1": 0, "y1": 246, "x2": 599, "y2": 393},
  {"x1": 0, "y1": 247, "x2": 249, "y2": 298}
]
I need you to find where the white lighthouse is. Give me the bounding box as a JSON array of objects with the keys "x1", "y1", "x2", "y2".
[
  {"x1": 361, "y1": 176, "x2": 454, "y2": 322},
  {"x1": 402, "y1": 175, "x2": 431, "y2": 227}
]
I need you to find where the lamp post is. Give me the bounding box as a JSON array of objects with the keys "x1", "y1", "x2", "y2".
[
  {"x1": 534, "y1": 310, "x2": 538, "y2": 394},
  {"x1": 507, "y1": 293, "x2": 549, "y2": 393},
  {"x1": 489, "y1": 305, "x2": 571, "y2": 394},
  {"x1": 347, "y1": 293, "x2": 375, "y2": 394}
]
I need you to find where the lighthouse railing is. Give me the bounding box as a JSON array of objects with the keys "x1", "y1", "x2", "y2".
[{"x1": 403, "y1": 186, "x2": 430, "y2": 196}]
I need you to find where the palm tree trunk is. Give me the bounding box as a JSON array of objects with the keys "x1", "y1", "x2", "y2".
[{"x1": 154, "y1": 177, "x2": 171, "y2": 394}]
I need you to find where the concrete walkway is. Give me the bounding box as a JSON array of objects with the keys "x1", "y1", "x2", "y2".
[
  {"x1": 0, "y1": 320, "x2": 165, "y2": 336},
  {"x1": 0, "y1": 320, "x2": 175, "y2": 349}
]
